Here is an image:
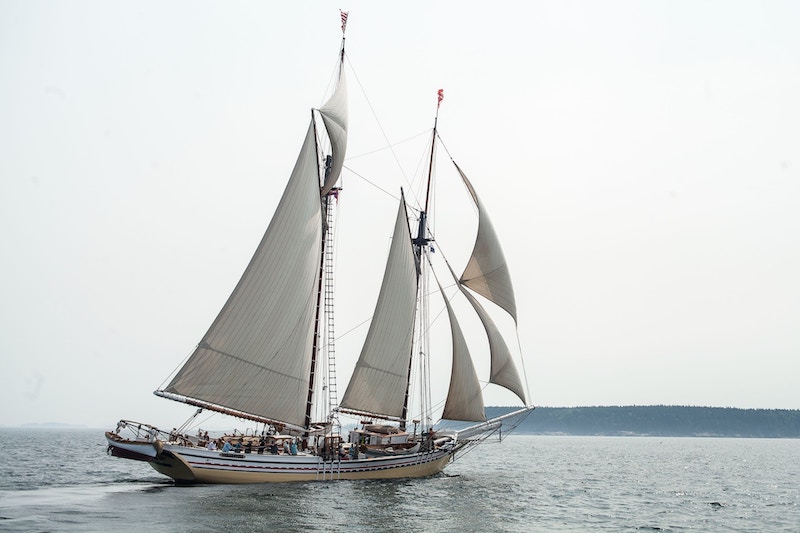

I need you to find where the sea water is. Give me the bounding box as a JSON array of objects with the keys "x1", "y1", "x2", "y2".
[{"x1": 0, "y1": 429, "x2": 797, "y2": 532}]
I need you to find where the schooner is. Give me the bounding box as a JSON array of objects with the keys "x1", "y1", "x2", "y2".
[{"x1": 106, "y1": 13, "x2": 534, "y2": 483}]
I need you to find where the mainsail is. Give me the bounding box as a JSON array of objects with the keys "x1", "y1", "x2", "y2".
[
  {"x1": 160, "y1": 122, "x2": 323, "y2": 427},
  {"x1": 158, "y1": 49, "x2": 349, "y2": 430}
]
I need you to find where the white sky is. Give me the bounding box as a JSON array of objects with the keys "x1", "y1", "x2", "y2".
[{"x1": 2, "y1": 1, "x2": 798, "y2": 428}]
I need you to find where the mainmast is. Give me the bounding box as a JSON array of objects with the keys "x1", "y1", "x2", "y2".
[{"x1": 304, "y1": 15, "x2": 349, "y2": 438}]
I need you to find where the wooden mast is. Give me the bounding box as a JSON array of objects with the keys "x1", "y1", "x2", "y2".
[
  {"x1": 304, "y1": 21, "x2": 348, "y2": 440},
  {"x1": 403, "y1": 89, "x2": 444, "y2": 430}
]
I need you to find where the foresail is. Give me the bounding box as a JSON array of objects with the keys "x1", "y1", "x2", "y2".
[
  {"x1": 162, "y1": 120, "x2": 323, "y2": 428},
  {"x1": 319, "y1": 69, "x2": 348, "y2": 196},
  {"x1": 455, "y1": 163, "x2": 518, "y2": 323},
  {"x1": 340, "y1": 193, "x2": 417, "y2": 419},
  {"x1": 436, "y1": 275, "x2": 486, "y2": 422}
]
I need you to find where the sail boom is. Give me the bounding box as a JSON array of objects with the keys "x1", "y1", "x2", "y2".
[
  {"x1": 153, "y1": 390, "x2": 307, "y2": 433},
  {"x1": 336, "y1": 407, "x2": 406, "y2": 424}
]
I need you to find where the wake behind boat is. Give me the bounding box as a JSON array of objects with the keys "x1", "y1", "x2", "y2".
[{"x1": 106, "y1": 12, "x2": 534, "y2": 484}]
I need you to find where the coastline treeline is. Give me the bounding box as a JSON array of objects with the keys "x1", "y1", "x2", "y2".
[{"x1": 489, "y1": 405, "x2": 800, "y2": 437}]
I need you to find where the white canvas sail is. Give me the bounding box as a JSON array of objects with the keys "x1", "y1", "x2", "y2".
[
  {"x1": 319, "y1": 68, "x2": 348, "y2": 196},
  {"x1": 443, "y1": 258, "x2": 527, "y2": 405},
  {"x1": 161, "y1": 120, "x2": 324, "y2": 428},
  {"x1": 340, "y1": 193, "x2": 418, "y2": 419},
  {"x1": 459, "y1": 286, "x2": 527, "y2": 404},
  {"x1": 437, "y1": 275, "x2": 486, "y2": 422},
  {"x1": 455, "y1": 163, "x2": 518, "y2": 323}
]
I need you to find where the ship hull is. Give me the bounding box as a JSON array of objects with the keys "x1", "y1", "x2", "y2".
[
  {"x1": 111, "y1": 441, "x2": 457, "y2": 483},
  {"x1": 105, "y1": 431, "x2": 160, "y2": 461}
]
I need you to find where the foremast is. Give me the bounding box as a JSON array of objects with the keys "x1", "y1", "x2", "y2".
[
  {"x1": 412, "y1": 87, "x2": 532, "y2": 428},
  {"x1": 406, "y1": 89, "x2": 445, "y2": 431}
]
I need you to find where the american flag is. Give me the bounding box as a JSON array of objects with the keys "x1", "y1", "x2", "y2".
[
  {"x1": 437, "y1": 88, "x2": 444, "y2": 107},
  {"x1": 340, "y1": 10, "x2": 349, "y2": 33}
]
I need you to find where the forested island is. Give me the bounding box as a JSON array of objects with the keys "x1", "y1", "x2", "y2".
[{"x1": 487, "y1": 406, "x2": 800, "y2": 438}]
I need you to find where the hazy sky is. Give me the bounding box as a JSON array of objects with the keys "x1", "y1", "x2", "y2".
[{"x1": 2, "y1": 1, "x2": 798, "y2": 428}]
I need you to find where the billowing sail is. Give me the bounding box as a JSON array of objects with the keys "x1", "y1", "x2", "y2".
[
  {"x1": 161, "y1": 120, "x2": 324, "y2": 428},
  {"x1": 437, "y1": 276, "x2": 486, "y2": 422},
  {"x1": 319, "y1": 68, "x2": 348, "y2": 196},
  {"x1": 340, "y1": 193, "x2": 418, "y2": 419},
  {"x1": 459, "y1": 286, "x2": 526, "y2": 404},
  {"x1": 455, "y1": 163, "x2": 518, "y2": 323},
  {"x1": 443, "y1": 259, "x2": 527, "y2": 404}
]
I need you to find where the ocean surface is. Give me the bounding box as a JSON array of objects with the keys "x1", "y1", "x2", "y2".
[{"x1": 0, "y1": 429, "x2": 797, "y2": 532}]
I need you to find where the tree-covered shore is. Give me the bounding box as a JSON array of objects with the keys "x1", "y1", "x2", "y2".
[{"x1": 489, "y1": 406, "x2": 800, "y2": 437}]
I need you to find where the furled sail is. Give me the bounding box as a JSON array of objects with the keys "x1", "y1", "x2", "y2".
[
  {"x1": 161, "y1": 120, "x2": 324, "y2": 428},
  {"x1": 319, "y1": 68, "x2": 348, "y2": 196},
  {"x1": 437, "y1": 275, "x2": 486, "y2": 422},
  {"x1": 455, "y1": 163, "x2": 518, "y2": 323},
  {"x1": 340, "y1": 193, "x2": 418, "y2": 419}
]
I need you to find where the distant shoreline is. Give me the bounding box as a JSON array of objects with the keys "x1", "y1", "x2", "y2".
[
  {"x1": 4, "y1": 405, "x2": 800, "y2": 438},
  {"x1": 490, "y1": 405, "x2": 800, "y2": 438}
]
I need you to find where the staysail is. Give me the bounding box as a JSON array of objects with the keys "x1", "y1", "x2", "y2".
[
  {"x1": 443, "y1": 256, "x2": 527, "y2": 406},
  {"x1": 437, "y1": 274, "x2": 486, "y2": 422},
  {"x1": 339, "y1": 193, "x2": 418, "y2": 420},
  {"x1": 456, "y1": 163, "x2": 518, "y2": 323},
  {"x1": 459, "y1": 284, "x2": 526, "y2": 404}
]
